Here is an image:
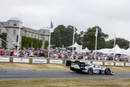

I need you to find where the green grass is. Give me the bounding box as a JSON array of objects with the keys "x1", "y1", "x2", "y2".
[
  {"x1": 1, "y1": 63, "x2": 130, "y2": 72},
  {"x1": 0, "y1": 78, "x2": 130, "y2": 87},
  {"x1": 0, "y1": 63, "x2": 69, "y2": 70}
]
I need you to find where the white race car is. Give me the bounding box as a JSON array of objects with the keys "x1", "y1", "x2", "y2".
[{"x1": 70, "y1": 61, "x2": 113, "y2": 75}]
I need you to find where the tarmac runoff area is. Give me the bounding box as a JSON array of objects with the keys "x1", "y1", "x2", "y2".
[{"x1": 0, "y1": 69, "x2": 130, "y2": 80}]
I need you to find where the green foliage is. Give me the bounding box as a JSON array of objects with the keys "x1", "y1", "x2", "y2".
[
  {"x1": 51, "y1": 25, "x2": 130, "y2": 50},
  {"x1": 44, "y1": 40, "x2": 49, "y2": 49},
  {"x1": 0, "y1": 33, "x2": 7, "y2": 48},
  {"x1": 22, "y1": 36, "x2": 42, "y2": 49},
  {"x1": 51, "y1": 25, "x2": 74, "y2": 47},
  {"x1": 83, "y1": 26, "x2": 108, "y2": 50},
  {"x1": 105, "y1": 38, "x2": 129, "y2": 49},
  {"x1": 75, "y1": 31, "x2": 84, "y2": 45}
]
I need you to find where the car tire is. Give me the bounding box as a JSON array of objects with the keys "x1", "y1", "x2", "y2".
[
  {"x1": 88, "y1": 68, "x2": 93, "y2": 75},
  {"x1": 99, "y1": 70, "x2": 102, "y2": 74},
  {"x1": 76, "y1": 70, "x2": 82, "y2": 73},
  {"x1": 105, "y1": 68, "x2": 111, "y2": 75},
  {"x1": 70, "y1": 67, "x2": 75, "y2": 72}
]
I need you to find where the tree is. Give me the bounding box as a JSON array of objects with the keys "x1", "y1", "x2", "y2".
[
  {"x1": 75, "y1": 31, "x2": 84, "y2": 45},
  {"x1": 44, "y1": 40, "x2": 49, "y2": 49},
  {"x1": 105, "y1": 38, "x2": 129, "y2": 49},
  {"x1": 0, "y1": 33, "x2": 7, "y2": 48},
  {"x1": 51, "y1": 26, "x2": 62, "y2": 47},
  {"x1": 51, "y1": 25, "x2": 74, "y2": 47},
  {"x1": 22, "y1": 36, "x2": 42, "y2": 49},
  {"x1": 83, "y1": 26, "x2": 108, "y2": 50}
]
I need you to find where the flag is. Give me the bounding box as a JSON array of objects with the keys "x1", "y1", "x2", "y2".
[
  {"x1": 95, "y1": 28, "x2": 98, "y2": 37},
  {"x1": 50, "y1": 21, "x2": 53, "y2": 28}
]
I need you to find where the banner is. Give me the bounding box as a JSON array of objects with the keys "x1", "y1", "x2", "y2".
[
  {"x1": 115, "y1": 62, "x2": 124, "y2": 66},
  {"x1": 104, "y1": 62, "x2": 114, "y2": 66},
  {"x1": 92, "y1": 61, "x2": 103, "y2": 65},
  {"x1": 13, "y1": 58, "x2": 30, "y2": 63},
  {"x1": 50, "y1": 60, "x2": 63, "y2": 64},
  {"x1": 32, "y1": 59, "x2": 47, "y2": 64},
  {"x1": 125, "y1": 63, "x2": 130, "y2": 66},
  {"x1": 0, "y1": 57, "x2": 10, "y2": 62}
]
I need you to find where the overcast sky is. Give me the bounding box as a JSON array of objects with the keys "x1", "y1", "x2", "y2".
[{"x1": 0, "y1": 0, "x2": 130, "y2": 40}]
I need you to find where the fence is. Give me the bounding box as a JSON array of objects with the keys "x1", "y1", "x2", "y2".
[{"x1": 0, "y1": 57, "x2": 130, "y2": 67}]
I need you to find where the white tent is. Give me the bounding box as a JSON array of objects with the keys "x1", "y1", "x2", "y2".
[
  {"x1": 112, "y1": 45, "x2": 121, "y2": 54},
  {"x1": 96, "y1": 45, "x2": 127, "y2": 55},
  {"x1": 76, "y1": 45, "x2": 83, "y2": 53},
  {"x1": 126, "y1": 48, "x2": 130, "y2": 62},
  {"x1": 97, "y1": 48, "x2": 114, "y2": 54},
  {"x1": 112, "y1": 45, "x2": 127, "y2": 54},
  {"x1": 82, "y1": 47, "x2": 91, "y2": 53},
  {"x1": 69, "y1": 42, "x2": 80, "y2": 48},
  {"x1": 125, "y1": 48, "x2": 130, "y2": 56}
]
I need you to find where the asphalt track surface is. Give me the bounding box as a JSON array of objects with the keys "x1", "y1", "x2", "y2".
[{"x1": 0, "y1": 69, "x2": 130, "y2": 80}]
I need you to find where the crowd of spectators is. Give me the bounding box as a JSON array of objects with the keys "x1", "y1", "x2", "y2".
[
  {"x1": 0, "y1": 48, "x2": 48, "y2": 57},
  {"x1": 0, "y1": 48, "x2": 128, "y2": 62}
]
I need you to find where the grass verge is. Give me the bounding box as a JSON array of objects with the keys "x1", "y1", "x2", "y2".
[
  {"x1": 0, "y1": 63, "x2": 69, "y2": 70},
  {"x1": 0, "y1": 78, "x2": 130, "y2": 87},
  {"x1": 107, "y1": 66, "x2": 130, "y2": 72},
  {"x1": 0, "y1": 63, "x2": 130, "y2": 72}
]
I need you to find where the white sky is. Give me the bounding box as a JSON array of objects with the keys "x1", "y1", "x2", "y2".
[{"x1": 0, "y1": 0, "x2": 130, "y2": 40}]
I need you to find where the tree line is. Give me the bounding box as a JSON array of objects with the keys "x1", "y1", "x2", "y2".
[
  {"x1": 0, "y1": 25, "x2": 129, "y2": 50},
  {"x1": 51, "y1": 25, "x2": 129, "y2": 50},
  {"x1": 22, "y1": 36, "x2": 42, "y2": 49}
]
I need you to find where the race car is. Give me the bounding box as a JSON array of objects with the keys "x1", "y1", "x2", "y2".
[{"x1": 69, "y1": 61, "x2": 113, "y2": 75}]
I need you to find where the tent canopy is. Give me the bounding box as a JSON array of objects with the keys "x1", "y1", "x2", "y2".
[
  {"x1": 68, "y1": 42, "x2": 80, "y2": 48},
  {"x1": 97, "y1": 45, "x2": 127, "y2": 55},
  {"x1": 75, "y1": 45, "x2": 82, "y2": 53},
  {"x1": 97, "y1": 48, "x2": 113, "y2": 54},
  {"x1": 125, "y1": 48, "x2": 130, "y2": 56},
  {"x1": 113, "y1": 45, "x2": 127, "y2": 54},
  {"x1": 82, "y1": 47, "x2": 91, "y2": 53},
  {"x1": 69, "y1": 43, "x2": 91, "y2": 53}
]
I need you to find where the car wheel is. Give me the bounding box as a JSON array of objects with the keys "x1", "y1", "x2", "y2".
[
  {"x1": 88, "y1": 68, "x2": 93, "y2": 75},
  {"x1": 70, "y1": 67, "x2": 75, "y2": 72},
  {"x1": 105, "y1": 68, "x2": 111, "y2": 75},
  {"x1": 99, "y1": 70, "x2": 102, "y2": 74}
]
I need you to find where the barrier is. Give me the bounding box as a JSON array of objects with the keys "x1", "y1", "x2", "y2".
[
  {"x1": 0, "y1": 57, "x2": 130, "y2": 67},
  {"x1": 0, "y1": 57, "x2": 10, "y2": 62},
  {"x1": 32, "y1": 59, "x2": 47, "y2": 64},
  {"x1": 125, "y1": 63, "x2": 130, "y2": 66},
  {"x1": 92, "y1": 61, "x2": 103, "y2": 65},
  {"x1": 49, "y1": 59, "x2": 63, "y2": 64},
  {"x1": 115, "y1": 62, "x2": 124, "y2": 66},
  {"x1": 13, "y1": 58, "x2": 30, "y2": 63},
  {"x1": 104, "y1": 62, "x2": 114, "y2": 66}
]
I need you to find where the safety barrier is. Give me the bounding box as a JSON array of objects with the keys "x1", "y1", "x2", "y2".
[{"x1": 0, "y1": 57, "x2": 130, "y2": 67}]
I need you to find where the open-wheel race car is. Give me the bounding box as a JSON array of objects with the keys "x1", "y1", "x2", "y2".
[{"x1": 67, "y1": 60, "x2": 114, "y2": 75}]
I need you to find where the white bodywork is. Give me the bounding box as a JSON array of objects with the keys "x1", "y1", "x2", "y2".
[
  {"x1": 82, "y1": 64, "x2": 106, "y2": 73},
  {"x1": 70, "y1": 62, "x2": 113, "y2": 74}
]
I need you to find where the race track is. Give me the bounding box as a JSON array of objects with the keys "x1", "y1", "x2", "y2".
[{"x1": 0, "y1": 69, "x2": 130, "y2": 80}]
